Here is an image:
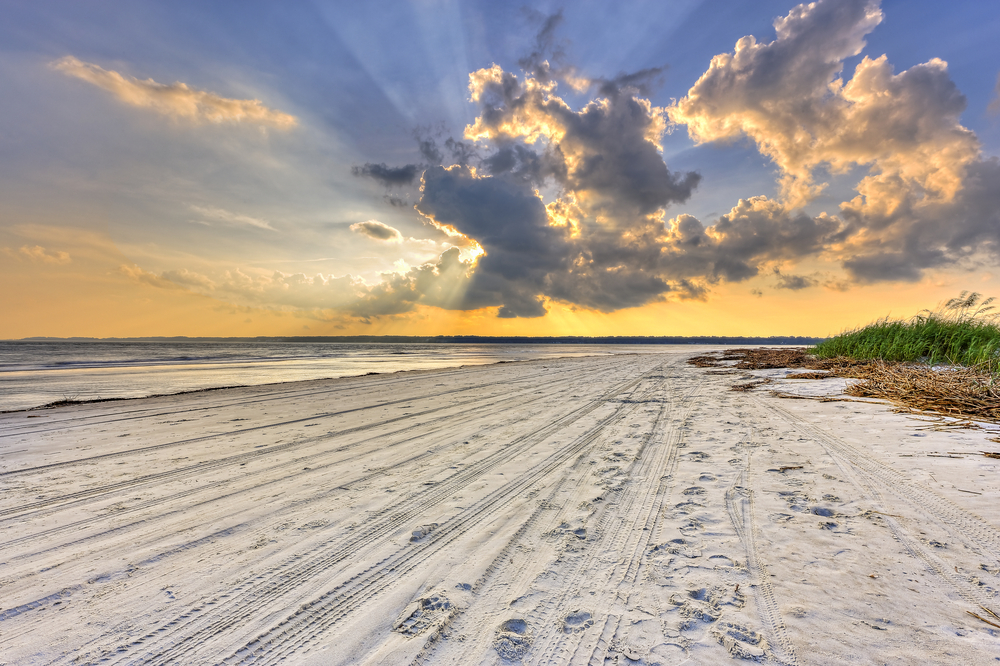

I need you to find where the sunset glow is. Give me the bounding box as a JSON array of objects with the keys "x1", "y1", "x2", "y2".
[{"x1": 2, "y1": 0, "x2": 999, "y2": 338}]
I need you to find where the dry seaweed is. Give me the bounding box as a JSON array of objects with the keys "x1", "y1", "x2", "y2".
[
  {"x1": 687, "y1": 355, "x2": 725, "y2": 368},
  {"x1": 691, "y1": 347, "x2": 1000, "y2": 423},
  {"x1": 843, "y1": 362, "x2": 1000, "y2": 422},
  {"x1": 731, "y1": 378, "x2": 772, "y2": 392}
]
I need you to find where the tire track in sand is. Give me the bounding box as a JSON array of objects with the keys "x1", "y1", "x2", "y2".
[
  {"x1": 755, "y1": 395, "x2": 1000, "y2": 611},
  {"x1": 411, "y1": 375, "x2": 679, "y2": 665},
  {"x1": 724, "y1": 423, "x2": 798, "y2": 666},
  {"x1": 0, "y1": 358, "x2": 603, "y2": 556},
  {"x1": 419, "y1": 360, "x2": 699, "y2": 666},
  {"x1": 534, "y1": 376, "x2": 700, "y2": 665},
  {"x1": 0, "y1": 359, "x2": 603, "y2": 526},
  {"x1": 0, "y1": 361, "x2": 544, "y2": 437},
  {"x1": 0, "y1": 360, "x2": 590, "y2": 481},
  {"x1": 210, "y1": 364, "x2": 667, "y2": 666},
  {"x1": 71, "y1": 361, "x2": 660, "y2": 666}
]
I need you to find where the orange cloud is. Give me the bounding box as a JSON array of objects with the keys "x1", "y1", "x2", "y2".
[
  {"x1": 52, "y1": 56, "x2": 297, "y2": 129},
  {"x1": 4, "y1": 245, "x2": 72, "y2": 264}
]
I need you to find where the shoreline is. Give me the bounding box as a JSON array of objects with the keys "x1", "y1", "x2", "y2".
[
  {"x1": 2, "y1": 351, "x2": 998, "y2": 664},
  {"x1": 0, "y1": 344, "x2": 668, "y2": 414},
  {"x1": 0, "y1": 354, "x2": 609, "y2": 415}
]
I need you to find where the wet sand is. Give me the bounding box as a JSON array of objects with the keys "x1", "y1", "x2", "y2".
[{"x1": 1, "y1": 351, "x2": 999, "y2": 664}]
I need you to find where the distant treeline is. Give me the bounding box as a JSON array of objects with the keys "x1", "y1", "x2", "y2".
[{"x1": 18, "y1": 335, "x2": 826, "y2": 345}]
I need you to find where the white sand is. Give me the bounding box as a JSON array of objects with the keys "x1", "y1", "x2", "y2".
[{"x1": 1, "y1": 351, "x2": 999, "y2": 665}]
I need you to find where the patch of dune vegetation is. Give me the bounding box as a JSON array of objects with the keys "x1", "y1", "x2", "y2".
[
  {"x1": 813, "y1": 292, "x2": 1000, "y2": 374},
  {"x1": 690, "y1": 294, "x2": 1000, "y2": 421}
]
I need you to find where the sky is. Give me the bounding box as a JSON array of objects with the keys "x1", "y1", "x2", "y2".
[{"x1": 2, "y1": 0, "x2": 1000, "y2": 338}]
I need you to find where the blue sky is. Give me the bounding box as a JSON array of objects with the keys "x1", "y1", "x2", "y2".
[{"x1": 2, "y1": 0, "x2": 999, "y2": 336}]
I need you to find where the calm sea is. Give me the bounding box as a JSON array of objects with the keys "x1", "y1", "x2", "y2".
[{"x1": 0, "y1": 340, "x2": 677, "y2": 412}]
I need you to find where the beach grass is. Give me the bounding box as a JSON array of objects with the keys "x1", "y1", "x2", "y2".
[
  {"x1": 687, "y1": 293, "x2": 1000, "y2": 421},
  {"x1": 812, "y1": 292, "x2": 1000, "y2": 373}
]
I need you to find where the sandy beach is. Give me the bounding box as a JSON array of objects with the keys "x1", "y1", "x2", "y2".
[{"x1": 1, "y1": 350, "x2": 999, "y2": 665}]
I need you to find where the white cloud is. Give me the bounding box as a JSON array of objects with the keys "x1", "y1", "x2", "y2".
[
  {"x1": 190, "y1": 205, "x2": 277, "y2": 231},
  {"x1": 667, "y1": 0, "x2": 1000, "y2": 285},
  {"x1": 667, "y1": 0, "x2": 977, "y2": 208},
  {"x1": 52, "y1": 56, "x2": 297, "y2": 129}
]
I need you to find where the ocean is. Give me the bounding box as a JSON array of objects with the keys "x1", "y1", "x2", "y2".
[{"x1": 0, "y1": 340, "x2": 674, "y2": 412}]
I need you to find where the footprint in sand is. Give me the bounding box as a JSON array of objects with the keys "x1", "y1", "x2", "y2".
[
  {"x1": 494, "y1": 618, "x2": 532, "y2": 660},
  {"x1": 667, "y1": 582, "x2": 750, "y2": 635},
  {"x1": 660, "y1": 537, "x2": 702, "y2": 559},
  {"x1": 712, "y1": 621, "x2": 768, "y2": 660},
  {"x1": 708, "y1": 554, "x2": 735, "y2": 568},
  {"x1": 679, "y1": 518, "x2": 703, "y2": 536},
  {"x1": 670, "y1": 500, "x2": 704, "y2": 516},
  {"x1": 562, "y1": 609, "x2": 594, "y2": 634},
  {"x1": 394, "y1": 595, "x2": 451, "y2": 636},
  {"x1": 409, "y1": 523, "x2": 439, "y2": 542}
]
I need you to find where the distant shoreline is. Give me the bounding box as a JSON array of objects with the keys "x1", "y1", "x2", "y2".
[{"x1": 6, "y1": 335, "x2": 826, "y2": 345}]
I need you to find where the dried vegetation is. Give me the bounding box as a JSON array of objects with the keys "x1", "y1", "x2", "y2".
[{"x1": 689, "y1": 347, "x2": 1000, "y2": 423}]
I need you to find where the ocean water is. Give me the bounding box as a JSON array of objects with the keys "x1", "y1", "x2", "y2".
[{"x1": 0, "y1": 340, "x2": 675, "y2": 412}]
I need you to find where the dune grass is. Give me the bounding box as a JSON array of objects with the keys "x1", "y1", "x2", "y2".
[{"x1": 812, "y1": 292, "x2": 1000, "y2": 373}]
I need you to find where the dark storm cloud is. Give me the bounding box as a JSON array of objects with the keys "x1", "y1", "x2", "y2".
[
  {"x1": 595, "y1": 66, "x2": 668, "y2": 98},
  {"x1": 517, "y1": 9, "x2": 569, "y2": 83},
  {"x1": 414, "y1": 130, "x2": 444, "y2": 165},
  {"x1": 658, "y1": 199, "x2": 839, "y2": 284},
  {"x1": 482, "y1": 144, "x2": 563, "y2": 184},
  {"x1": 412, "y1": 132, "x2": 478, "y2": 167},
  {"x1": 773, "y1": 268, "x2": 817, "y2": 290},
  {"x1": 418, "y1": 165, "x2": 570, "y2": 318},
  {"x1": 351, "y1": 162, "x2": 419, "y2": 187},
  {"x1": 467, "y1": 60, "x2": 699, "y2": 219},
  {"x1": 336, "y1": 0, "x2": 1000, "y2": 321}
]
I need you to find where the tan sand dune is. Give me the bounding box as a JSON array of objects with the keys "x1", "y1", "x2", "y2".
[{"x1": 1, "y1": 350, "x2": 999, "y2": 664}]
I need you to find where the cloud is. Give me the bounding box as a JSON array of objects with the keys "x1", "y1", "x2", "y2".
[
  {"x1": 773, "y1": 268, "x2": 818, "y2": 290},
  {"x1": 990, "y1": 73, "x2": 1000, "y2": 115},
  {"x1": 117, "y1": 2, "x2": 1000, "y2": 321},
  {"x1": 415, "y1": 129, "x2": 444, "y2": 164},
  {"x1": 13, "y1": 245, "x2": 72, "y2": 264},
  {"x1": 52, "y1": 56, "x2": 297, "y2": 128},
  {"x1": 668, "y1": 0, "x2": 1000, "y2": 286},
  {"x1": 338, "y1": 13, "x2": 853, "y2": 319},
  {"x1": 411, "y1": 133, "x2": 480, "y2": 168},
  {"x1": 160, "y1": 268, "x2": 215, "y2": 290},
  {"x1": 190, "y1": 205, "x2": 276, "y2": 231},
  {"x1": 660, "y1": 197, "x2": 840, "y2": 283},
  {"x1": 351, "y1": 162, "x2": 420, "y2": 187},
  {"x1": 667, "y1": 0, "x2": 976, "y2": 207},
  {"x1": 517, "y1": 9, "x2": 571, "y2": 84},
  {"x1": 119, "y1": 264, "x2": 185, "y2": 290},
  {"x1": 120, "y1": 252, "x2": 474, "y2": 322},
  {"x1": 350, "y1": 219, "x2": 403, "y2": 242}
]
